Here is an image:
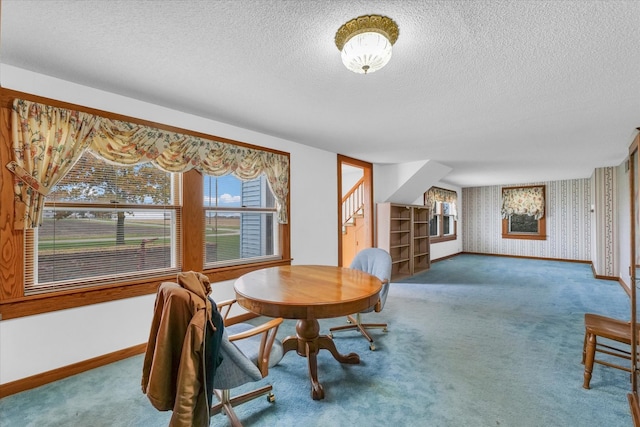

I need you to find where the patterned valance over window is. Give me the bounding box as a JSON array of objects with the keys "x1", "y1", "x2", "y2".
[
  {"x1": 7, "y1": 98, "x2": 290, "y2": 229},
  {"x1": 501, "y1": 185, "x2": 545, "y2": 220},
  {"x1": 425, "y1": 187, "x2": 458, "y2": 220}
]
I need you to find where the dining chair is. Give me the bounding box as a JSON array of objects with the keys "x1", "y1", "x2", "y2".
[
  {"x1": 211, "y1": 299, "x2": 284, "y2": 427},
  {"x1": 329, "y1": 247, "x2": 393, "y2": 350},
  {"x1": 582, "y1": 312, "x2": 634, "y2": 389}
]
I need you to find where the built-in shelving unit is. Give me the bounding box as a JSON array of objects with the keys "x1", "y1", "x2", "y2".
[{"x1": 376, "y1": 203, "x2": 430, "y2": 280}]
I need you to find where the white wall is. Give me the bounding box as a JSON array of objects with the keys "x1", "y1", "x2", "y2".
[
  {"x1": 0, "y1": 295, "x2": 156, "y2": 383},
  {"x1": 0, "y1": 65, "x2": 338, "y2": 385}
]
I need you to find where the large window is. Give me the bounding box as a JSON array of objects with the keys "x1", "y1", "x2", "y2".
[
  {"x1": 25, "y1": 151, "x2": 181, "y2": 294},
  {"x1": 203, "y1": 174, "x2": 279, "y2": 267},
  {"x1": 501, "y1": 185, "x2": 546, "y2": 240},
  {"x1": 1, "y1": 91, "x2": 291, "y2": 320}
]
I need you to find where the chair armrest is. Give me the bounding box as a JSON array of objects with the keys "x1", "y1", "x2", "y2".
[
  {"x1": 228, "y1": 317, "x2": 284, "y2": 377},
  {"x1": 227, "y1": 317, "x2": 283, "y2": 341},
  {"x1": 216, "y1": 298, "x2": 237, "y2": 323}
]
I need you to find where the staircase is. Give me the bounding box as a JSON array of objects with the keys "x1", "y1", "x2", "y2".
[{"x1": 342, "y1": 177, "x2": 365, "y2": 266}]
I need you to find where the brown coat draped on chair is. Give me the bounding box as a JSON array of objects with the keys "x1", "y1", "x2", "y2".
[{"x1": 141, "y1": 271, "x2": 221, "y2": 427}]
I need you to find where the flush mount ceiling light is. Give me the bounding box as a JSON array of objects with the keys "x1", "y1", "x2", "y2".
[{"x1": 335, "y1": 14, "x2": 399, "y2": 74}]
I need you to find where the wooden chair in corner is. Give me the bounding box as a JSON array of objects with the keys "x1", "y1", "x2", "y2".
[
  {"x1": 210, "y1": 298, "x2": 284, "y2": 427},
  {"x1": 329, "y1": 248, "x2": 393, "y2": 350},
  {"x1": 582, "y1": 312, "x2": 634, "y2": 389}
]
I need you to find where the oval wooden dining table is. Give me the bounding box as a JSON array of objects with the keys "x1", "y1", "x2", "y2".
[{"x1": 234, "y1": 265, "x2": 382, "y2": 400}]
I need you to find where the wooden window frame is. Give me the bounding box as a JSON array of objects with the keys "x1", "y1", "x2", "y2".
[
  {"x1": 501, "y1": 185, "x2": 547, "y2": 240},
  {"x1": 424, "y1": 188, "x2": 457, "y2": 243},
  {"x1": 0, "y1": 88, "x2": 291, "y2": 320},
  {"x1": 429, "y1": 204, "x2": 458, "y2": 243}
]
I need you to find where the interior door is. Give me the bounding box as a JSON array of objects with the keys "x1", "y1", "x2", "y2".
[{"x1": 338, "y1": 155, "x2": 373, "y2": 267}]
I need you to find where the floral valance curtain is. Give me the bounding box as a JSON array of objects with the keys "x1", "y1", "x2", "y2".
[
  {"x1": 425, "y1": 187, "x2": 458, "y2": 220},
  {"x1": 501, "y1": 186, "x2": 545, "y2": 220},
  {"x1": 7, "y1": 98, "x2": 289, "y2": 229}
]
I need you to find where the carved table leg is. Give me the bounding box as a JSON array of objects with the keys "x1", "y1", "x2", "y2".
[
  {"x1": 317, "y1": 335, "x2": 360, "y2": 364},
  {"x1": 305, "y1": 341, "x2": 324, "y2": 400},
  {"x1": 281, "y1": 318, "x2": 360, "y2": 400}
]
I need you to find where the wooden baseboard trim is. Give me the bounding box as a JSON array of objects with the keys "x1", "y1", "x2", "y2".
[
  {"x1": 593, "y1": 273, "x2": 619, "y2": 281},
  {"x1": 0, "y1": 343, "x2": 147, "y2": 399}
]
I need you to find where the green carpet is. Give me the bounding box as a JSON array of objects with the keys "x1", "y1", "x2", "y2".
[{"x1": 0, "y1": 255, "x2": 632, "y2": 426}]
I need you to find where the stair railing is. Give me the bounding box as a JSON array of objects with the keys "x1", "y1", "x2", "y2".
[{"x1": 342, "y1": 177, "x2": 365, "y2": 230}]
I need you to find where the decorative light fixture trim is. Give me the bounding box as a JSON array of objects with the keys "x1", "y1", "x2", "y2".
[{"x1": 335, "y1": 15, "x2": 399, "y2": 74}]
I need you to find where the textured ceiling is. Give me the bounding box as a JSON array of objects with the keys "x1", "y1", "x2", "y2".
[{"x1": 2, "y1": 0, "x2": 639, "y2": 187}]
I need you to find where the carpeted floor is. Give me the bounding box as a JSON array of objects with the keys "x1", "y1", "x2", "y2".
[{"x1": 0, "y1": 255, "x2": 633, "y2": 426}]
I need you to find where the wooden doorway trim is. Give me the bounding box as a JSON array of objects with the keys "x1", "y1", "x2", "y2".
[{"x1": 338, "y1": 155, "x2": 374, "y2": 267}]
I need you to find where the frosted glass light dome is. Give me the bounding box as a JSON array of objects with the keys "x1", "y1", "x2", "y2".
[
  {"x1": 341, "y1": 31, "x2": 393, "y2": 74},
  {"x1": 335, "y1": 15, "x2": 399, "y2": 75}
]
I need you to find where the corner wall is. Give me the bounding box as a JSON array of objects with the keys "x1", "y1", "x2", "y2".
[{"x1": 592, "y1": 167, "x2": 618, "y2": 277}]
